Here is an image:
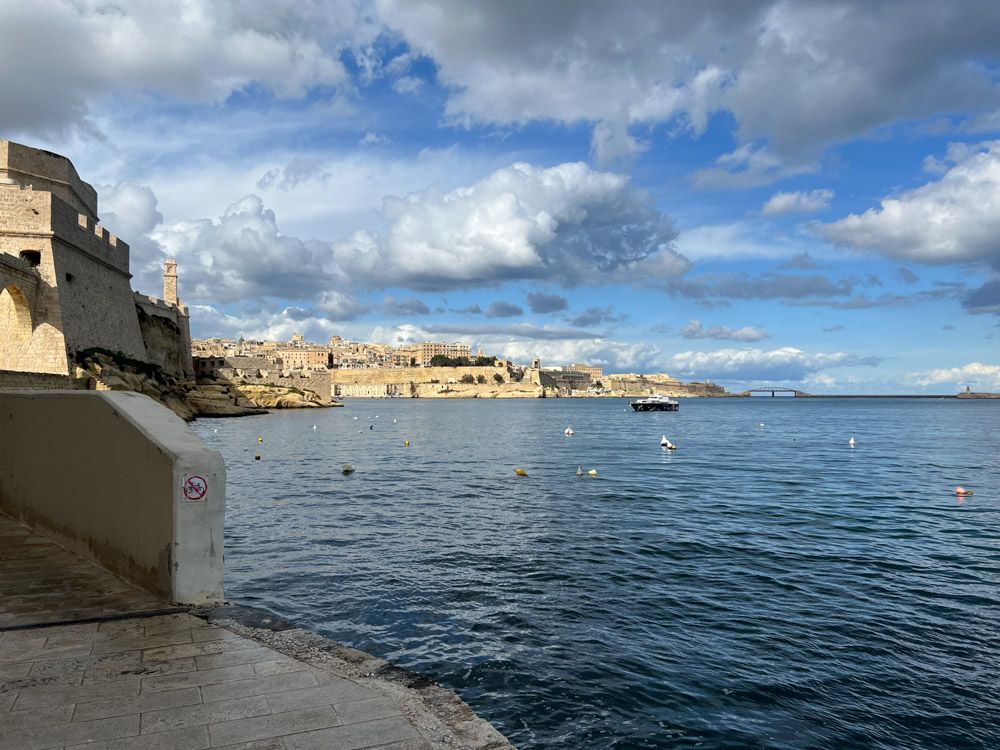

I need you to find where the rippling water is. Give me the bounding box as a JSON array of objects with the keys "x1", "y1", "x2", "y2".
[{"x1": 193, "y1": 398, "x2": 1000, "y2": 749}]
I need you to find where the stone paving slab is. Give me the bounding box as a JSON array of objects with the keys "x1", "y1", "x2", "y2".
[{"x1": 0, "y1": 511, "x2": 514, "y2": 749}]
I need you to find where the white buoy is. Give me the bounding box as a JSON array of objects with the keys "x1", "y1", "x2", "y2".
[
  {"x1": 353, "y1": 416, "x2": 358, "y2": 420},
  {"x1": 849, "y1": 436, "x2": 856, "y2": 448},
  {"x1": 576, "y1": 466, "x2": 583, "y2": 476},
  {"x1": 564, "y1": 427, "x2": 574, "y2": 436},
  {"x1": 759, "y1": 423, "x2": 765, "y2": 429},
  {"x1": 393, "y1": 418, "x2": 397, "y2": 424},
  {"x1": 213, "y1": 428, "x2": 218, "y2": 433},
  {"x1": 661, "y1": 435, "x2": 677, "y2": 450},
  {"x1": 313, "y1": 425, "x2": 317, "y2": 431}
]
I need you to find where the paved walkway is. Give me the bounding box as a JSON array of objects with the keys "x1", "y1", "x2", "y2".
[{"x1": 0, "y1": 513, "x2": 462, "y2": 749}]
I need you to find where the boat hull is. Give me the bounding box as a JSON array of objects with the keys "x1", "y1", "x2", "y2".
[{"x1": 631, "y1": 402, "x2": 679, "y2": 411}]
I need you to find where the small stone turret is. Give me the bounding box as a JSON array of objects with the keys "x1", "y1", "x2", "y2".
[{"x1": 163, "y1": 259, "x2": 178, "y2": 305}]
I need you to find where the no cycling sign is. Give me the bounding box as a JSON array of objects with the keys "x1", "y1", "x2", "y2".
[{"x1": 182, "y1": 474, "x2": 208, "y2": 503}]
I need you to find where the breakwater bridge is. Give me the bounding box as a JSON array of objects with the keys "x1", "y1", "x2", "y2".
[{"x1": 738, "y1": 387, "x2": 810, "y2": 397}]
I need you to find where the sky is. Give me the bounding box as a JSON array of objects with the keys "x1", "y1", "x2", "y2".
[{"x1": 3, "y1": 0, "x2": 1000, "y2": 393}]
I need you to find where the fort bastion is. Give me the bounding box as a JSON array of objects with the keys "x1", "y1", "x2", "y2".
[{"x1": 0, "y1": 140, "x2": 193, "y2": 379}]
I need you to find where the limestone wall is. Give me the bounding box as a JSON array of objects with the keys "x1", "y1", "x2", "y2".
[
  {"x1": 135, "y1": 294, "x2": 195, "y2": 378},
  {"x1": 0, "y1": 369, "x2": 73, "y2": 390},
  {"x1": 0, "y1": 139, "x2": 98, "y2": 220},
  {"x1": 223, "y1": 369, "x2": 333, "y2": 402},
  {"x1": 0, "y1": 390, "x2": 225, "y2": 604},
  {"x1": 329, "y1": 365, "x2": 508, "y2": 387}
]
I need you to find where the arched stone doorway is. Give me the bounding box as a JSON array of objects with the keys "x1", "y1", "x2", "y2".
[{"x1": 0, "y1": 284, "x2": 33, "y2": 370}]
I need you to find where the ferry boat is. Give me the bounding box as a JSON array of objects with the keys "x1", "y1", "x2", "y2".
[{"x1": 630, "y1": 395, "x2": 679, "y2": 412}]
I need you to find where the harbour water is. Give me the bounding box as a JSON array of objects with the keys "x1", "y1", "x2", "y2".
[{"x1": 194, "y1": 398, "x2": 1000, "y2": 749}]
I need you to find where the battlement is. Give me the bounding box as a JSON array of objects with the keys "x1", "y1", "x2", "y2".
[
  {"x1": 0, "y1": 140, "x2": 98, "y2": 220},
  {"x1": 133, "y1": 291, "x2": 188, "y2": 316}
]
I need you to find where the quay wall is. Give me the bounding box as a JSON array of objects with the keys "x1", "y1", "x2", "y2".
[{"x1": 0, "y1": 390, "x2": 224, "y2": 604}]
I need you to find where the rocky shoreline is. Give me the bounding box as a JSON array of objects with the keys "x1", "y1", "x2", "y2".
[{"x1": 75, "y1": 351, "x2": 339, "y2": 421}]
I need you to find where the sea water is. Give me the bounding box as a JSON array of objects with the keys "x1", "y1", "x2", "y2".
[{"x1": 194, "y1": 398, "x2": 1000, "y2": 749}]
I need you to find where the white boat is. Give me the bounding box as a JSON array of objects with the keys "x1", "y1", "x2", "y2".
[{"x1": 631, "y1": 395, "x2": 679, "y2": 412}]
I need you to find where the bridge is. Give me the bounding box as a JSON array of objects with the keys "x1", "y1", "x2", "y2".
[{"x1": 738, "y1": 387, "x2": 811, "y2": 397}]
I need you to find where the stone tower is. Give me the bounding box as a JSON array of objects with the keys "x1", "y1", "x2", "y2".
[{"x1": 163, "y1": 259, "x2": 178, "y2": 305}]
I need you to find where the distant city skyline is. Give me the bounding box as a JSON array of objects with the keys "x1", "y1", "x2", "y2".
[{"x1": 5, "y1": 1, "x2": 1000, "y2": 392}]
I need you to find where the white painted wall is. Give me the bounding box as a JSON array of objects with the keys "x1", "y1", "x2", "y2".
[{"x1": 0, "y1": 390, "x2": 224, "y2": 604}]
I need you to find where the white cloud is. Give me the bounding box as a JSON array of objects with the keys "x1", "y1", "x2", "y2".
[
  {"x1": 675, "y1": 221, "x2": 810, "y2": 261},
  {"x1": 333, "y1": 161, "x2": 685, "y2": 290},
  {"x1": 0, "y1": 0, "x2": 376, "y2": 134},
  {"x1": 150, "y1": 195, "x2": 339, "y2": 304},
  {"x1": 359, "y1": 131, "x2": 390, "y2": 146},
  {"x1": 906, "y1": 362, "x2": 1000, "y2": 389},
  {"x1": 668, "y1": 346, "x2": 880, "y2": 382},
  {"x1": 590, "y1": 121, "x2": 648, "y2": 166},
  {"x1": 378, "y1": 1, "x2": 1000, "y2": 164},
  {"x1": 392, "y1": 76, "x2": 424, "y2": 94},
  {"x1": 690, "y1": 144, "x2": 817, "y2": 189},
  {"x1": 682, "y1": 319, "x2": 770, "y2": 342},
  {"x1": 761, "y1": 189, "x2": 833, "y2": 216},
  {"x1": 817, "y1": 140, "x2": 1000, "y2": 265}
]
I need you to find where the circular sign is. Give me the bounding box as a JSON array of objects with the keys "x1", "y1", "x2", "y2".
[{"x1": 183, "y1": 475, "x2": 208, "y2": 502}]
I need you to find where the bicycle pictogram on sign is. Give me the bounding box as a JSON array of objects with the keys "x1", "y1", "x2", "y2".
[{"x1": 182, "y1": 475, "x2": 208, "y2": 502}]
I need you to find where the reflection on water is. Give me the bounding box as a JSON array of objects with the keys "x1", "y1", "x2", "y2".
[{"x1": 194, "y1": 398, "x2": 1000, "y2": 750}]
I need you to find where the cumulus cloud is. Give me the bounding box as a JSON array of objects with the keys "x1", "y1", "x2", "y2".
[
  {"x1": 817, "y1": 140, "x2": 1000, "y2": 265},
  {"x1": 761, "y1": 189, "x2": 833, "y2": 216},
  {"x1": 681, "y1": 319, "x2": 770, "y2": 342},
  {"x1": 333, "y1": 161, "x2": 684, "y2": 290},
  {"x1": 525, "y1": 292, "x2": 569, "y2": 314},
  {"x1": 906, "y1": 362, "x2": 1000, "y2": 389},
  {"x1": 485, "y1": 301, "x2": 524, "y2": 318},
  {"x1": 668, "y1": 346, "x2": 880, "y2": 382},
  {"x1": 151, "y1": 194, "x2": 338, "y2": 304},
  {"x1": 97, "y1": 182, "x2": 166, "y2": 294},
  {"x1": 0, "y1": 0, "x2": 374, "y2": 134}
]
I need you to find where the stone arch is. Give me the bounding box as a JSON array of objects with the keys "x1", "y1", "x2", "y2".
[{"x1": 0, "y1": 284, "x2": 34, "y2": 370}]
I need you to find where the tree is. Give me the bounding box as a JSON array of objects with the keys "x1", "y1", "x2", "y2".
[
  {"x1": 476, "y1": 374, "x2": 486, "y2": 384},
  {"x1": 460, "y1": 373, "x2": 475, "y2": 384},
  {"x1": 474, "y1": 355, "x2": 496, "y2": 366},
  {"x1": 429, "y1": 354, "x2": 451, "y2": 367},
  {"x1": 493, "y1": 372, "x2": 504, "y2": 384},
  {"x1": 594, "y1": 380, "x2": 604, "y2": 389}
]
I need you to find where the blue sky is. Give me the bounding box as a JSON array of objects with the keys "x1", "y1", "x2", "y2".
[{"x1": 4, "y1": 0, "x2": 999, "y2": 392}]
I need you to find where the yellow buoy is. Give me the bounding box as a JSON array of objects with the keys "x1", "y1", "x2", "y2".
[
  {"x1": 514, "y1": 468, "x2": 528, "y2": 477},
  {"x1": 587, "y1": 469, "x2": 598, "y2": 477},
  {"x1": 403, "y1": 440, "x2": 410, "y2": 447},
  {"x1": 257, "y1": 436, "x2": 263, "y2": 443}
]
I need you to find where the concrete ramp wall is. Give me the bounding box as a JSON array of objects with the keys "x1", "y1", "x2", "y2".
[{"x1": 0, "y1": 390, "x2": 224, "y2": 605}]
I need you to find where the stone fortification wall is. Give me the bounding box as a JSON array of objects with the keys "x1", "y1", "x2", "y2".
[
  {"x1": 0, "y1": 369, "x2": 73, "y2": 390},
  {"x1": 135, "y1": 294, "x2": 194, "y2": 378},
  {"x1": 329, "y1": 365, "x2": 507, "y2": 387},
  {"x1": 0, "y1": 140, "x2": 98, "y2": 220},
  {"x1": 0, "y1": 390, "x2": 225, "y2": 604},
  {"x1": 1, "y1": 181, "x2": 146, "y2": 367},
  {"x1": 222, "y1": 369, "x2": 332, "y2": 402}
]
